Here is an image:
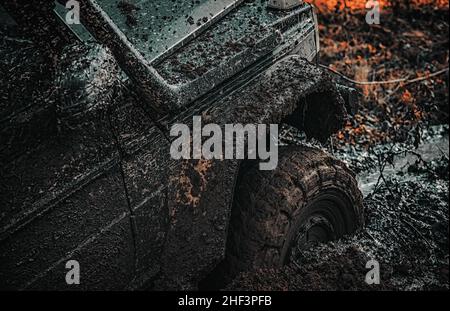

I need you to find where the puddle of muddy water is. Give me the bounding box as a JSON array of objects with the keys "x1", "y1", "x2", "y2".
[{"x1": 357, "y1": 125, "x2": 449, "y2": 196}]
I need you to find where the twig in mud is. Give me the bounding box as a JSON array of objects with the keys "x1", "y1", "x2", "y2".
[
  {"x1": 402, "y1": 68, "x2": 450, "y2": 86},
  {"x1": 369, "y1": 144, "x2": 396, "y2": 197},
  {"x1": 380, "y1": 82, "x2": 403, "y2": 103},
  {"x1": 379, "y1": 170, "x2": 396, "y2": 199},
  {"x1": 401, "y1": 217, "x2": 435, "y2": 259},
  {"x1": 318, "y1": 64, "x2": 449, "y2": 86},
  {"x1": 364, "y1": 230, "x2": 382, "y2": 247},
  {"x1": 436, "y1": 145, "x2": 449, "y2": 160}
]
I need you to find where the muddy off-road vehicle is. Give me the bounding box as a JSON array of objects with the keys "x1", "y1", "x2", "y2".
[{"x1": 0, "y1": 0, "x2": 364, "y2": 290}]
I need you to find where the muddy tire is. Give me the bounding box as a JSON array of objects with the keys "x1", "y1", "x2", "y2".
[{"x1": 226, "y1": 145, "x2": 364, "y2": 273}]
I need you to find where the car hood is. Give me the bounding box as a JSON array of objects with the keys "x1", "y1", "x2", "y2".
[
  {"x1": 80, "y1": 0, "x2": 317, "y2": 111},
  {"x1": 93, "y1": 0, "x2": 245, "y2": 64}
]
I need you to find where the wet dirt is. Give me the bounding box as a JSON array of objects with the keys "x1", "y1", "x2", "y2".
[
  {"x1": 229, "y1": 125, "x2": 448, "y2": 291},
  {"x1": 226, "y1": 3, "x2": 449, "y2": 291}
]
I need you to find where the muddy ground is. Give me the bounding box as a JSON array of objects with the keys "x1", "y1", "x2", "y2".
[
  {"x1": 229, "y1": 125, "x2": 448, "y2": 291},
  {"x1": 228, "y1": 3, "x2": 449, "y2": 291}
]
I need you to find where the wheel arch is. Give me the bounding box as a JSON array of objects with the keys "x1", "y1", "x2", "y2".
[{"x1": 158, "y1": 56, "x2": 349, "y2": 289}]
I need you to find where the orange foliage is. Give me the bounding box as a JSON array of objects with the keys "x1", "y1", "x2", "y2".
[
  {"x1": 401, "y1": 90, "x2": 413, "y2": 104},
  {"x1": 305, "y1": 0, "x2": 449, "y2": 11},
  {"x1": 306, "y1": 0, "x2": 386, "y2": 10}
]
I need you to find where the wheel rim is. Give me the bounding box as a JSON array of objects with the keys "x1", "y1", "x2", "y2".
[{"x1": 286, "y1": 189, "x2": 356, "y2": 263}]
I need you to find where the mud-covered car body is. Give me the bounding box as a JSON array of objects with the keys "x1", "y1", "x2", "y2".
[{"x1": 0, "y1": 0, "x2": 351, "y2": 290}]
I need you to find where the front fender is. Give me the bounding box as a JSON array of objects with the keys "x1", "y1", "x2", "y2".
[{"x1": 158, "y1": 56, "x2": 347, "y2": 289}]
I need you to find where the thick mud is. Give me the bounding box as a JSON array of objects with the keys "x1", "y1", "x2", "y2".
[
  {"x1": 227, "y1": 3, "x2": 449, "y2": 291},
  {"x1": 228, "y1": 125, "x2": 449, "y2": 291}
]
